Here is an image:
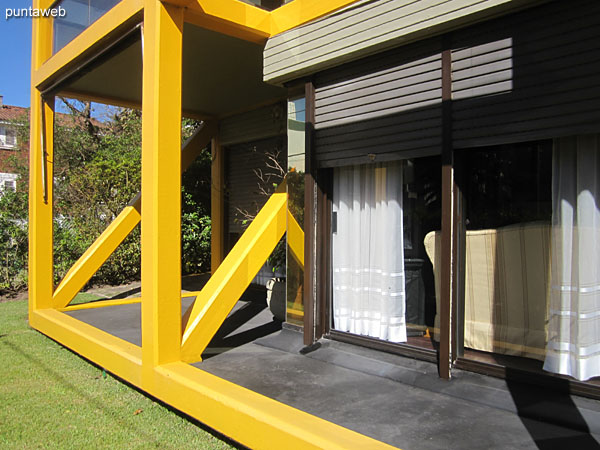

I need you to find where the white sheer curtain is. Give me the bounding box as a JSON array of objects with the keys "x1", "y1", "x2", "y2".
[
  {"x1": 332, "y1": 162, "x2": 407, "y2": 343},
  {"x1": 544, "y1": 134, "x2": 600, "y2": 381}
]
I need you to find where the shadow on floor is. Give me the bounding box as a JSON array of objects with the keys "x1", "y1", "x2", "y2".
[
  {"x1": 202, "y1": 300, "x2": 282, "y2": 359},
  {"x1": 506, "y1": 369, "x2": 600, "y2": 449},
  {"x1": 104, "y1": 273, "x2": 213, "y2": 300}
]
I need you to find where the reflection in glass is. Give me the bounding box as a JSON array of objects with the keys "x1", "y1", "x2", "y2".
[
  {"x1": 331, "y1": 156, "x2": 441, "y2": 348},
  {"x1": 458, "y1": 141, "x2": 552, "y2": 362},
  {"x1": 286, "y1": 97, "x2": 305, "y2": 326},
  {"x1": 53, "y1": 0, "x2": 120, "y2": 54}
]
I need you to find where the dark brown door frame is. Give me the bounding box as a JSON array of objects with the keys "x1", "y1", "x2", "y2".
[
  {"x1": 303, "y1": 80, "x2": 318, "y2": 346},
  {"x1": 301, "y1": 30, "x2": 600, "y2": 393},
  {"x1": 452, "y1": 151, "x2": 466, "y2": 363},
  {"x1": 304, "y1": 48, "x2": 456, "y2": 371},
  {"x1": 318, "y1": 155, "x2": 444, "y2": 364},
  {"x1": 438, "y1": 40, "x2": 453, "y2": 379},
  {"x1": 303, "y1": 37, "x2": 456, "y2": 376},
  {"x1": 315, "y1": 168, "x2": 332, "y2": 340}
]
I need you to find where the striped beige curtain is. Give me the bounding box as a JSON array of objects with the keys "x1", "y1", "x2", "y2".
[{"x1": 544, "y1": 134, "x2": 600, "y2": 381}]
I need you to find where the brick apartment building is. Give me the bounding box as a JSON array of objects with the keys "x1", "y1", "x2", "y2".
[{"x1": 0, "y1": 95, "x2": 28, "y2": 194}]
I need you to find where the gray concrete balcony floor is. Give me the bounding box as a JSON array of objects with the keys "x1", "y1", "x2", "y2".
[{"x1": 64, "y1": 278, "x2": 600, "y2": 450}]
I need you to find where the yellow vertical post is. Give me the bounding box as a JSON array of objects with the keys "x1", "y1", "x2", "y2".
[
  {"x1": 141, "y1": 0, "x2": 184, "y2": 375},
  {"x1": 29, "y1": 6, "x2": 55, "y2": 317},
  {"x1": 211, "y1": 135, "x2": 225, "y2": 273}
]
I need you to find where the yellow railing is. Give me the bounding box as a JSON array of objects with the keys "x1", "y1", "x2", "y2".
[
  {"x1": 181, "y1": 181, "x2": 305, "y2": 363},
  {"x1": 52, "y1": 121, "x2": 217, "y2": 309}
]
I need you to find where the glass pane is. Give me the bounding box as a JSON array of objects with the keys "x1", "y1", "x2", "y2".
[
  {"x1": 286, "y1": 97, "x2": 305, "y2": 326},
  {"x1": 460, "y1": 141, "x2": 552, "y2": 364},
  {"x1": 53, "y1": 0, "x2": 120, "y2": 54},
  {"x1": 403, "y1": 156, "x2": 441, "y2": 349},
  {"x1": 331, "y1": 156, "x2": 441, "y2": 348},
  {"x1": 90, "y1": 0, "x2": 120, "y2": 22}
]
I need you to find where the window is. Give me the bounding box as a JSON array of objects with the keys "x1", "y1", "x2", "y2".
[
  {"x1": 285, "y1": 97, "x2": 306, "y2": 326},
  {"x1": 331, "y1": 156, "x2": 441, "y2": 349},
  {"x1": 53, "y1": 0, "x2": 120, "y2": 54},
  {"x1": 456, "y1": 141, "x2": 552, "y2": 365},
  {"x1": 4, "y1": 180, "x2": 16, "y2": 193},
  {"x1": 0, "y1": 126, "x2": 17, "y2": 149},
  {"x1": 0, "y1": 173, "x2": 18, "y2": 195}
]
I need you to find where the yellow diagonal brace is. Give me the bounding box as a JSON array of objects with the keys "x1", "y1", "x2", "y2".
[
  {"x1": 287, "y1": 210, "x2": 304, "y2": 268},
  {"x1": 52, "y1": 120, "x2": 216, "y2": 309},
  {"x1": 180, "y1": 188, "x2": 288, "y2": 363}
]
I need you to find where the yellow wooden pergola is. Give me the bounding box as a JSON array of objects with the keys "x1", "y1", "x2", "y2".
[{"x1": 29, "y1": 0, "x2": 396, "y2": 448}]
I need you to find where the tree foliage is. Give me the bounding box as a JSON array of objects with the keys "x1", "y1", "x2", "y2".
[{"x1": 0, "y1": 100, "x2": 212, "y2": 296}]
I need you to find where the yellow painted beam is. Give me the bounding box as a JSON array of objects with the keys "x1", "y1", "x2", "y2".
[
  {"x1": 270, "y1": 0, "x2": 360, "y2": 35},
  {"x1": 51, "y1": 121, "x2": 216, "y2": 310},
  {"x1": 30, "y1": 309, "x2": 142, "y2": 386},
  {"x1": 58, "y1": 88, "x2": 216, "y2": 121},
  {"x1": 30, "y1": 308, "x2": 395, "y2": 449},
  {"x1": 61, "y1": 291, "x2": 205, "y2": 312},
  {"x1": 29, "y1": 1, "x2": 54, "y2": 316},
  {"x1": 39, "y1": 0, "x2": 55, "y2": 10},
  {"x1": 60, "y1": 297, "x2": 142, "y2": 312},
  {"x1": 179, "y1": 0, "x2": 362, "y2": 41},
  {"x1": 58, "y1": 89, "x2": 144, "y2": 112},
  {"x1": 287, "y1": 307, "x2": 305, "y2": 319},
  {"x1": 181, "y1": 120, "x2": 218, "y2": 169},
  {"x1": 211, "y1": 135, "x2": 225, "y2": 273},
  {"x1": 181, "y1": 190, "x2": 288, "y2": 362},
  {"x1": 181, "y1": 0, "x2": 271, "y2": 39},
  {"x1": 52, "y1": 195, "x2": 141, "y2": 309},
  {"x1": 184, "y1": 9, "x2": 269, "y2": 44},
  {"x1": 287, "y1": 209, "x2": 304, "y2": 268},
  {"x1": 33, "y1": 0, "x2": 144, "y2": 90},
  {"x1": 141, "y1": 0, "x2": 184, "y2": 370},
  {"x1": 153, "y1": 362, "x2": 398, "y2": 450}
]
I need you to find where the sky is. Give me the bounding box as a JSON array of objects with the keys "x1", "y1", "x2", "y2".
[
  {"x1": 0, "y1": 2, "x2": 114, "y2": 119},
  {"x1": 0, "y1": 1, "x2": 33, "y2": 107}
]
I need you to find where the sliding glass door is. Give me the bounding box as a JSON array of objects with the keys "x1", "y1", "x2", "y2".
[
  {"x1": 331, "y1": 156, "x2": 441, "y2": 351},
  {"x1": 455, "y1": 136, "x2": 600, "y2": 385}
]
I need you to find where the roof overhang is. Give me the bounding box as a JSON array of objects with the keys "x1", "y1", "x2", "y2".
[
  {"x1": 57, "y1": 23, "x2": 287, "y2": 119},
  {"x1": 33, "y1": 0, "x2": 362, "y2": 118}
]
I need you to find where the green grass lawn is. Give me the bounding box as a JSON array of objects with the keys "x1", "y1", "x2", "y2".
[
  {"x1": 69, "y1": 292, "x2": 106, "y2": 305},
  {"x1": 0, "y1": 298, "x2": 234, "y2": 449}
]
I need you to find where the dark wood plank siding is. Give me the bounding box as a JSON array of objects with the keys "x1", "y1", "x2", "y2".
[
  {"x1": 314, "y1": 39, "x2": 443, "y2": 168},
  {"x1": 312, "y1": 0, "x2": 600, "y2": 163},
  {"x1": 451, "y1": 0, "x2": 600, "y2": 148}
]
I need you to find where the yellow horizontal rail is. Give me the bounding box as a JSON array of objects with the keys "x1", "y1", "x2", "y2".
[
  {"x1": 180, "y1": 184, "x2": 288, "y2": 363},
  {"x1": 30, "y1": 308, "x2": 396, "y2": 449},
  {"x1": 154, "y1": 362, "x2": 397, "y2": 450},
  {"x1": 31, "y1": 309, "x2": 142, "y2": 386},
  {"x1": 60, "y1": 296, "x2": 142, "y2": 312},
  {"x1": 52, "y1": 121, "x2": 216, "y2": 309}
]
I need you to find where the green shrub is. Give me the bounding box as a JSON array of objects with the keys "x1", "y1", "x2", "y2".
[{"x1": 0, "y1": 101, "x2": 213, "y2": 295}]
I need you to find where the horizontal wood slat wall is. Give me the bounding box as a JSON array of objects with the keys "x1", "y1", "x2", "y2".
[
  {"x1": 311, "y1": 0, "x2": 600, "y2": 166},
  {"x1": 451, "y1": 0, "x2": 600, "y2": 147},
  {"x1": 264, "y1": 0, "x2": 533, "y2": 85},
  {"x1": 313, "y1": 38, "x2": 442, "y2": 167}
]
